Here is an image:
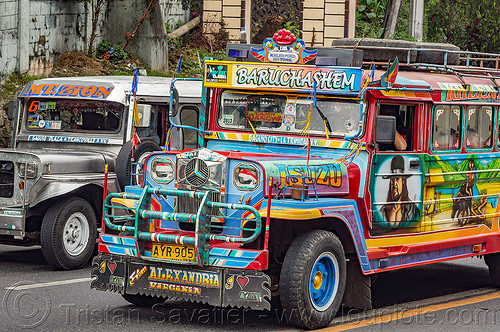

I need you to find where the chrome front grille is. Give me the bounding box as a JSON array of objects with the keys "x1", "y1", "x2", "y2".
[
  {"x1": 177, "y1": 192, "x2": 223, "y2": 232},
  {"x1": 177, "y1": 192, "x2": 222, "y2": 216},
  {"x1": 0, "y1": 161, "x2": 14, "y2": 198}
]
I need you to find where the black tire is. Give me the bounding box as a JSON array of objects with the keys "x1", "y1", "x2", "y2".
[
  {"x1": 40, "y1": 197, "x2": 97, "y2": 270},
  {"x1": 485, "y1": 253, "x2": 500, "y2": 287},
  {"x1": 116, "y1": 140, "x2": 161, "y2": 190},
  {"x1": 122, "y1": 293, "x2": 165, "y2": 307},
  {"x1": 131, "y1": 140, "x2": 161, "y2": 186},
  {"x1": 280, "y1": 230, "x2": 346, "y2": 329},
  {"x1": 116, "y1": 140, "x2": 133, "y2": 191},
  {"x1": 331, "y1": 38, "x2": 460, "y2": 65}
]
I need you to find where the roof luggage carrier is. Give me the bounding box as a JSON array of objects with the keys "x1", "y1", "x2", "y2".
[{"x1": 332, "y1": 38, "x2": 500, "y2": 79}]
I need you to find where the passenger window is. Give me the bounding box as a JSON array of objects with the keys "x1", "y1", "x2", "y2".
[
  {"x1": 432, "y1": 105, "x2": 461, "y2": 151},
  {"x1": 466, "y1": 106, "x2": 493, "y2": 150},
  {"x1": 181, "y1": 107, "x2": 199, "y2": 149},
  {"x1": 378, "y1": 104, "x2": 414, "y2": 151}
]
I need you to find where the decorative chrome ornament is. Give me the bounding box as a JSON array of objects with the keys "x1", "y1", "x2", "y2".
[{"x1": 185, "y1": 158, "x2": 210, "y2": 187}]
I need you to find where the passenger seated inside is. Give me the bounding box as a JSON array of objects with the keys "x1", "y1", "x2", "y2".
[
  {"x1": 82, "y1": 111, "x2": 104, "y2": 130},
  {"x1": 466, "y1": 127, "x2": 479, "y2": 148},
  {"x1": 378, "y1": 105, "x2": 410, "y2": 151}
]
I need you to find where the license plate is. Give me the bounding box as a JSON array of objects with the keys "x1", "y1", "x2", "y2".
[{"x1": 151, "y1": 243, "x2": 196, "y2": 262}]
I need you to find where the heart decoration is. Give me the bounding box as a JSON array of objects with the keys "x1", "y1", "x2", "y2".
[
  {"x1": 108, "y1": 261, "x2": 117, "y2": 274},
  {"x1": 236, "y1": 276, "x2": 249, "y2": 290}
]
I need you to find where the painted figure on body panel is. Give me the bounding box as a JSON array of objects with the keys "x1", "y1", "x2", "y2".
[
  {"x1": 379, "y1": 155, "x2": 420, "y2": 228},
  {"x1": 451, "y1": 159, "x2": 475, "y2": 226}
]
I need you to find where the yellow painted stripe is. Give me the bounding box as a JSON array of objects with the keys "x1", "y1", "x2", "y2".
[
  {"x1": 366, "y1": 224, "x2": 492, "y2": 248},
  {"x1": 319, "y1": 291, "x2": 500, "y2": 332},
  {"x1": 110, "y1": 197, "x2": 137, "y2": 209},
  {"x1": 204, "y1": 132, "x2": 366, "y2": 150},
  {"x1": 258, "y1": 208, "x2": 322, "y2": 220}
]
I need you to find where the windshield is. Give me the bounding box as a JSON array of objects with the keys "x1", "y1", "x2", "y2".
[
  {"x1": 25, "y1": 99, "x2": 123, "y2": 132},
  {"x1": 218, "y1": 91, "x2": 360, "y2": 137}
]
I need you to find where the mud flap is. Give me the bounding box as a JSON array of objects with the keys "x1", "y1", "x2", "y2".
[
  {"x1": 222, "y1": 270, "x2": 271, "y2": 310},
  {"x1": 91, "y1": 254, "x2": 271, "y2": 311},
  {"x1": 126, "y1": 262, "x2": 223, "y2": 307},
  {"x1": 91, "y1": 254, "x2": 127, "y2": 293}
]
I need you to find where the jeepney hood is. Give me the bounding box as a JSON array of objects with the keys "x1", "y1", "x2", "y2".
[
  {"x1": 174, "y1": 149, "x2": 353, "y2": 187},
  {"x1": 219, "y1": 151, "x2": 352, "y2": 196},
  {"x1": 0, "y1": 148, "x2": 115, "y2": 174}
]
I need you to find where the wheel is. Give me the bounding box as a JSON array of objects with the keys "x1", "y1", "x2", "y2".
[
  {"x1": 116, "y1": 140, "x2": 161, "y2": 190},
  {"x1": 116, "y1": 140, "x2": 133, "y2": 191},
  {"x1": 122, "y1": 293, "x2": 165, "y2": 307},
  {"x1": 131, "y1": 140, "x2": 161, "y2": 186},
  {"x1": 40, "y1": 197, "x2": 97, "y2": 270},
  {"x1": 331, "y1": 38, "x2": 460, "y2": 65},
  {"x1": 280, "y1": 230, "x2": 346, "y2": 329},
  {"x1": 485, "y1": 253, "x2": 500, "y2": 287}
]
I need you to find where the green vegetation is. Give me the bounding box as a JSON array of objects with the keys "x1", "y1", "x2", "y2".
[
  {"x1": 96, "y1": 40, "x2": 128, "y2": 64},
  {"x1": 283, "y1": 19, "x2": 301, "y2": 38},
  {"x1": 356, "y1": 0, "x2": 500, "y2": 53},
  {"x1": 167, "y1": 24, "x2": 228, "y2": 77},
  {"x1": 0, "y1": 72, "x2": 41, "y2": 101},
  {"x1": 425, "y1": 0, "x2": 500, "y2": 53},
  {"x1": 356, "y1": 0, "x2": 387, "y2": 38}
]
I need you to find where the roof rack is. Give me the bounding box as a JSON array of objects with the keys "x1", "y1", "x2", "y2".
[{"x1": 331, "y1": 40, "x2": 500, "y2": 78}]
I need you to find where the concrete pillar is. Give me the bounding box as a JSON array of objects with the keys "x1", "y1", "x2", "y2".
[
  {"x1": 348, "y1": 0, "x2": 356, "y2": 38},
  {"x1": 244, "y1": 0, "x2": 251, "y2": 43},
  {"x1": 409, "y1": 0, "x2": 424, "y2": 41},
  {"x1": 17, "y1": 0, "x2": 29, "y2": 74}
]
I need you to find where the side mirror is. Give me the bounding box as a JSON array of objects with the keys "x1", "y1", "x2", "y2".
[
  {"x1": 375, "y1": 115, "x2": 396, "y2": 144},
  {"x1": 135, "y1": 104, "x2": 151, "y2": 128},
  {"x1": 7, "y1": 100, "x2": 16, "y2": 120},
  {"x1": 171, "y1": 88, "x2": 179, "y2": 117}
]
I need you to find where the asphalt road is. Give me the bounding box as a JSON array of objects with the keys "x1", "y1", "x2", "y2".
[{"x1": 0, "y1": 244, "x2": 498, "y2": 331}]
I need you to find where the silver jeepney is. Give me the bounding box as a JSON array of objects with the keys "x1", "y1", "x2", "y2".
[{"x1": 1, "y1": 76, "x2": 202, "y2": 269}]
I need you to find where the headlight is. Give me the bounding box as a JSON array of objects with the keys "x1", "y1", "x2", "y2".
[
  {"x1": 18, "y1": 162, "x2": 38, "y2": 178},
  {"x1": 151, "y1": 157, "x2": 175, "y2": 184},
  {"x1": 233, "y1": 163, "x2": 260, "y2": 191}
]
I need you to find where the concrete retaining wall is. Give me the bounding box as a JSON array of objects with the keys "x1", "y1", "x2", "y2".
[{"x1": 0, "y1": 0, "x2": 190, "y2": 78}]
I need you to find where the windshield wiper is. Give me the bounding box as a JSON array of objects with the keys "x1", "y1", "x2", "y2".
[
  {"x1": 236, "y1": 106, "x2": 257, "y2": 134},
  {"x1": 315, "y1": 106, "x2": 332, "y2": 134}
]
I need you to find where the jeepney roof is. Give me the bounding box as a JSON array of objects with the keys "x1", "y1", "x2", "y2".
[
  {"x1": 370, "y1": 69, "x2": 500, "y2": 103},
  {"x1": 19, "y1": 76, "x2": 202, "y2": 104},
  {"x1": 372, "y1": 70, "x2": 500, "y2": 90}
]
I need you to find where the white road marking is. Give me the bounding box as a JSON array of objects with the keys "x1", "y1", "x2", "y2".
[{"x1": 5, "y1": 277, "x2": 91, "y2": 290}]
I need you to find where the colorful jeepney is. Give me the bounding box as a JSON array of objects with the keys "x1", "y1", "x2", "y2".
[{"x1": 92, "y1": 31, "x2": 500, "y2": 329}]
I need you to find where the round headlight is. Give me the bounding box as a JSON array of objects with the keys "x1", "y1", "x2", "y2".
[
  {"x1": 233, "y1": 163, "x2": 260, "y2": 191},
  {"x1": 151, "y1": 157, "x2": 175, "y2": 184}
]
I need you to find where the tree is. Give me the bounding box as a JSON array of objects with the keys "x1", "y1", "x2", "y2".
[
  {"x1": 426, "y1": 0, "x2": 500, "y2": 53},
  {"x1": 383, "y1": 0, "x2": 402, "y2": 38},
  {"x1": 79, "y1": 0, "x2": 106, "y2": 57}
]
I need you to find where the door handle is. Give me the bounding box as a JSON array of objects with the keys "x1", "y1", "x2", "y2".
[{"x1": 409, "y1": 159, "x2": 420, "y2": 170}]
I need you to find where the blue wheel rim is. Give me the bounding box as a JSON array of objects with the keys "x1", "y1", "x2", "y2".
[{"x1": 309, "y1": 252, "x2": 339, "y2": 311}]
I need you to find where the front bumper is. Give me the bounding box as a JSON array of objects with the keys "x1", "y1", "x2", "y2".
[
  {"x1": 91, "y1": 253, "x2": 271, "y2": 310},
  {"x1": 0, "y1": 208, "x2": 25, "y2": 237}
]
